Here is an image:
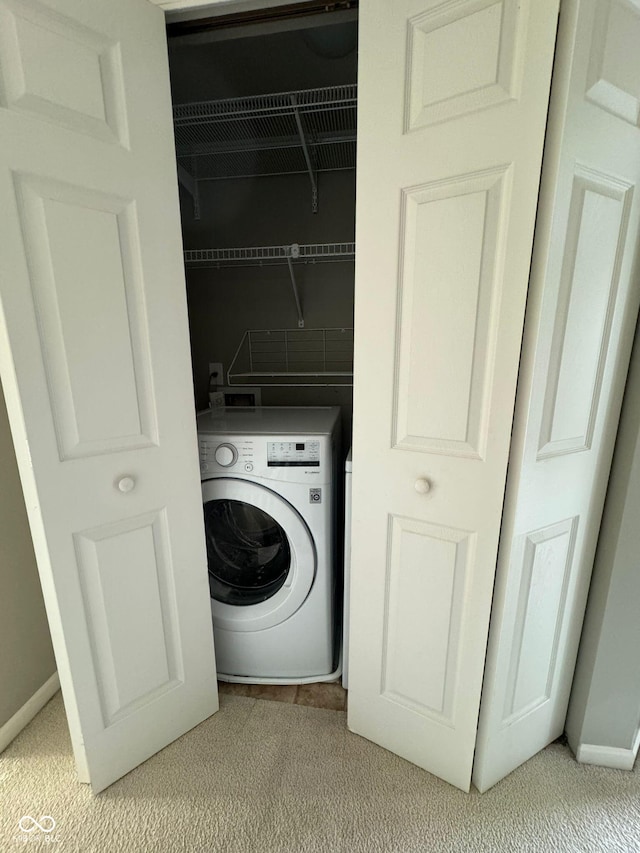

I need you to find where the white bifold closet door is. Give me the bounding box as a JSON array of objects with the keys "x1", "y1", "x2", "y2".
[
  {"x1": 347, "y1": 0, "x2": 560, "y2": 792},
  {"x1": 473, "y1": 0, "x2": 640, "y2": 792},
  {"x1": 0, "y1": 0, "x2": 218, "y2": 793}
]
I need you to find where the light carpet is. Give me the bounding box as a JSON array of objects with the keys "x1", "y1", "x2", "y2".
[{"x1": 1, "y1": 692, "x2": 639, "y2": 852}]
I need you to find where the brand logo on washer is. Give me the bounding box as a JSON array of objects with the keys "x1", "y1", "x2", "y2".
[{"x1": 309, "y1": 488, "x2": 322, "y2": 504}]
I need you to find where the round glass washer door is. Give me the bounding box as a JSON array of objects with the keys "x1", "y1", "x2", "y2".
[{"x1": 201, "y1": 478, "x2": 316, "y2": 632}]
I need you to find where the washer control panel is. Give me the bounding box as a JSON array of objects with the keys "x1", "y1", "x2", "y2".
[
  {"x1": 199, "y1": 436, "x2": 256, "y2": 476},
  {"x1": 267, "y1": 440, "x2": 320, "y2": 467},
  {"x1": 198, "y1": 434, "x2": 325, "y2": 481}
]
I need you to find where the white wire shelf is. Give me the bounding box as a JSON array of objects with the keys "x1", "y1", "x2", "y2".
[
  {"x1": 228, "y1": 328, "x2": 354, "y2": 387},
  {"x1": 184, "y1": 243, "x2": 355, "y2": 329},
  {"x1": 183, "y1": 242, "x2": 355, "y2": 269},
  {"x1": 174, "y1": 84, "x2": 357, "y2": 161},
  {"x1": 173, "y1": 84, "x2": 357, "y2": 215},
  {"x1": 182, "y1": 141, "x2": 356, "y2": 181}
]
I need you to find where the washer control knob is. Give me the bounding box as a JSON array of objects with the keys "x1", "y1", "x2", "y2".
[{"x1": 214, "y1": 443, "x2": 238, "y2": 467}]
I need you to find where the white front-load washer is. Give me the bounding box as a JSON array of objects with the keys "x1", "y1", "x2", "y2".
[{"x1": 196, "y1": 406, "x2": 340, "y2": 683}]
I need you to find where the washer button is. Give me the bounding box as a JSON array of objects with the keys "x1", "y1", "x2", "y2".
[{"x1": 244, "y1": 462, "x2": 254, "y2": 472}]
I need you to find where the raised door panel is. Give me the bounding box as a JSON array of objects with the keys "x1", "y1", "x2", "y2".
[
  {"x1": 382, "y1": 516, "x2": 472, "y2": 724},
  {"x1": 75, "y1": 511, "x2": 183, "y2": 725},
  {"x1": 538, "y1": 167, "x2": 632, "y2": 459},
  {"x1": 0, "y1": 0, "x2": 128, "y2": 144},
  {"x1": 586, "y1": 0, "x2": 640, "y2": 125},
  {"x1": 405, "y1": 0, "x2": 527, "y2": 130},
  {"x1": 394, "y1": 167, "x2": 510, "y2": 459},
  {"x1": 502, "y1": 518, "x2": 578, "y2": 724},
  {"x1": 14, "y1": 172, "x2": 157, "y2": 459}
]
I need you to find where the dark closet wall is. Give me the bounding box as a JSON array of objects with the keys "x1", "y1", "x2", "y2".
[{"x1": 169, "y1": 22, "x2": 358, "y2": 102}]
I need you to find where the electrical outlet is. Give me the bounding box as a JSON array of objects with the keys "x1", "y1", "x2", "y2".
[{"x1": 208, "y1": 362, "x2": 224, "y2": 385}]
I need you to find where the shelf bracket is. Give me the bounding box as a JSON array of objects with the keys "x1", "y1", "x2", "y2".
[
  {"x1": 286, "y1": 246, "x2": 304, "y2": 328},
  {"x1": 177, "y1": 162, "x2": 200, "y2": 220},
  {"x1": 290, "y1": 95, "x2": 318, "y2": 214}
]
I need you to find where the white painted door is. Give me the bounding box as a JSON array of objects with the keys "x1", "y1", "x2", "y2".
[
  {"x1": 473, "y1": 0, "x2": 640, "y2": 792},
  {"x1": 0, "y1": 0, "x2": 217, "y2": 792},
  {"x1": 348, "y1": 0, "x2": 560, "y2": 792}
]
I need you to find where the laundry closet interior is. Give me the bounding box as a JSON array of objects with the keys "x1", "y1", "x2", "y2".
[
  {"x1": 167, "y1": 2, "x2": 359, "y2": 686},
  {"x1": 169, "y1": 5, "x2": 357, "y2": 451}
]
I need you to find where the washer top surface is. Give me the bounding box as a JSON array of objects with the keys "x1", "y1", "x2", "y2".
[{"x1": 197, "y1": 406, "x2": 340, "y2": 437}]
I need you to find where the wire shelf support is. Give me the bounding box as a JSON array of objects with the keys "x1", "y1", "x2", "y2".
[{"x1": 183, "y1": 242, "x2": 355, "y2": 329}]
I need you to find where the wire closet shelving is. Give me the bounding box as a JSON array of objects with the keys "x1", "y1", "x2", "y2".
[
  {"x1": 173, "y1": 84, "x2": 357, "y2": 215},
  {"x1": 184, "y1": 242, "x2": 355, "y2": 330},
  {"x1": 228, "y1": 328, "x2": 354, "y2": 387},
  {"x1": 183, "y1": 241, "x2": 355, "y2": 268}
]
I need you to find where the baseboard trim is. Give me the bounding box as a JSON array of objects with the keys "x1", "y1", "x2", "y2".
[
  {"x1": 0, "y1": 672, "x2": 60, "y2": 753},
  {"x1": 576, "y1": 731, "x2": 640, "y2": 771}
]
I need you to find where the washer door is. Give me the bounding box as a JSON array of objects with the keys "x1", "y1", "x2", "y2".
[{"x1": 202, "y1": 478, "x2": 316, "y2": 632}]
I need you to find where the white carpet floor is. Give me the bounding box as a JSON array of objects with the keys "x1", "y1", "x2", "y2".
[{"x1": 1, "y1": 692, "x2": 640, "y2": 852}]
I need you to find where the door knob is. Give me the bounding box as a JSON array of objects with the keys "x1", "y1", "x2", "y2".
[
  {"x1": 117, "y1": 476, "x2": 136, "y2": 493},
  {"x1": 414, "y1": 478, "x2": 431, "y2": 494}
]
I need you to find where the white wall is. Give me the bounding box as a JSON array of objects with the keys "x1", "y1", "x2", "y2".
[
  {"x1": 0, "y1": 382, "x2": 56, "y2": 731},
  {"x1": 566, "y1": 321, "x2": 640, "y2": 765}
]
